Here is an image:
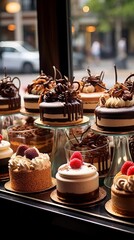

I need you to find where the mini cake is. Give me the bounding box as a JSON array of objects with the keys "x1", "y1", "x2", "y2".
[
  {"x1": 8, "y1": 116, "x2": 54, "y2": 153},
  {"x1": 23, "y1": 70, "x2": 55, "y2": 113},
  {"x1": 0, "y1": 134, "x2": 13, "y2": 175},
  {"x1": 94, "y1": 68, "x2": 134, "y2": 132},
  {"x1": 65, "y1": 130, "x2": 111, "y2": 177},
  {"x1": 39, "y1": 78, "x2": 83, "y2": 125},
  {"x1": 0, "y1": 72, "x2": 21, "y2": 113},
  {"x1": 8, "y1": 144, "x2": 52, "y2": 193},
  {"x1": 78, "y1": 69, "x2": 107, "y2": 113},
  {"x1": 111, "y1": 160, "x2": 134, "y2": 217},
  {"x1": 56, "y1": 151, "x2": 99, "y2": 203}
]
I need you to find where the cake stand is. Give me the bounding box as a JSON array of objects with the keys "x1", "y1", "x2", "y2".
[
  {"x1": 91, "y1": 124, "x2": 134, "y2": 189},
  {"x1": 34, "y1": 116, "x2": 90, "y2": 177}
]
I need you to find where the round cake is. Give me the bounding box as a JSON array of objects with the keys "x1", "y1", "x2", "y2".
[
  {"x1": 56, "y1": 151, "x2": 99, "y2": 203},
  {"x1": 94, "y1": 72, "x2": 134, "y2": 132},
  {"x1": 0, "y1": 134, "x2": 13, "y2": 175},
  {"x1": 23, "y1": 70, "x2": 55, "y2": 113},
  {"x1": 39, "y1": 78, "x2": 83, "y2": 125},
  {"x1": 8, "y1": 144, "x2": 52, "y2": 193},
  {"x1": 110, "y1": 160, "x2": 134, "y2": 217},
  {"x1": 78, "y1": 69, "x2": 106, "y2": 113},
  {"x1": 7, "y1": 116, "x2": 54, "y2": 153},
  {"x1": 0, "y1": 73, "x2": 21, "y2": 113}
]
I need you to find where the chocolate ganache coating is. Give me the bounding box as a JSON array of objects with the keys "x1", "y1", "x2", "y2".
[{"x1": 0, "y1": 74, "x2": 20, "y2": 98}]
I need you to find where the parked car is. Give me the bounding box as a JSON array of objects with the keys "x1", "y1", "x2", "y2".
[{"x1": 0, "y1": 41, "x2": 39, "y2": 73}]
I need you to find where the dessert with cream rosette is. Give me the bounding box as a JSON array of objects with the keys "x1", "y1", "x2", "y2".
[
  {"x1": 23, "y1": 70, "x2": 55, "y2": 113},
  {"x1": 8, "y1": 144, "x2": 52, "y2": 192},
  {"x1": 56, "y1": 151, "x2": 99, "y2": 203},
  {"x1": 94, "y1": 67, "x2": 134, "y2": 132},
  {"x1": 111, "y1": 160, "x2": 134, "y2": 217},
  {"x1": 78, "y1": 69, "x2": 107, "y2": 113},
  {"x1": 0, "y1": 71, "x2": 21, "y2": 113},
  {"x1": 0, "y1": 134, "x2": 13, "y2": 176},
  {"x1": 39, "y1": 76, "x2": 83, "y2": 125}
]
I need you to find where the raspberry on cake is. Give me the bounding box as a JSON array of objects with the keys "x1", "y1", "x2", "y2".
[
  {"x1": 78, "y1": 68, "x2": 107, "y2": 113},
  {"x1": 110, "y1": 160, "x2": 134, "y2": 217},
  {"x1": 0, "y1": 72, "x2": 21, "y2": 113},
  {"x1": 94, "y1": 66, "x2": 134, "y2": 132},
  {"x1": 8, "y1": 144, "x2": 52, "y2": 193}
]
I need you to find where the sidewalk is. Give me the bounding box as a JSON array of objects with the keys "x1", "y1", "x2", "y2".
[{"x1": 74, "y1": 56, "x2": 134, "y2": 89}]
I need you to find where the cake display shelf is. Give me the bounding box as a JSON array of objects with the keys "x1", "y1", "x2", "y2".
[
  {"x1": 34, "y1": 116, "x2": 90, "y2": 177},
  {"x1": 91, "y1": 124, "x2": 134, "y2": 189}
]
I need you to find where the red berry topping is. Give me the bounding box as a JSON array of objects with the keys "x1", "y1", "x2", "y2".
[
  {"x1": 127, "y1": 165, "x2": 134, "y2": 176},
  {"x1": 24, "y1": 147, "x2": 39, "y2": 160},
  {"x1": 70, "y1": 151, "x2": 83, "y2": 161},
  {"x1": 70, "y1": 158, "x2": 82, "y2": 169},
  {"x1": 121, "y1": 161, "x2": 134, "y2": 175},
  {"x1": 0, "y1": 134, "x2": 3, "y2": 143},
  {"x1": 16, "y1": 144, "x2": 29, "y2": 156}
]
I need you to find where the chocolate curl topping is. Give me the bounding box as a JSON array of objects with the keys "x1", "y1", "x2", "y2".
[
  {"x1": 82, "y1": 68, "x2": 107, "y2": 91},
  {"x1": 124, "y1": 73, "x2": 134, "y2": 94},
  {"x1": 53, "y1": 66, "x2": 63, "y2": 81},
  {"x1": 114, "y1": 65, "x2": 118, "y2": 84},
  {"x1": 0, "y1": 71, "x2": 21, "y2": 97}
]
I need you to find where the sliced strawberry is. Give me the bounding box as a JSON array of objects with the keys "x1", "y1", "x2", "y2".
[
  {"x1": 127, "y1": 165, "x2": 134, "y2": 176},
  {"x1": 70, "y1": 151, "x2": 83, "y2": 161},
  {"x1": 121, "y1": 161, "x2": 134, "y2": 175},
  {"x1": 70, "y1": 158, "x2": 82, "y2": 169}
]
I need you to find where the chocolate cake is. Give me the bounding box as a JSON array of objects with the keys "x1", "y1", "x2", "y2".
[
  {"x1": 94, "y1": 67, "x2": 134, "y2": 132},
  {"x1": 0, "y1": 72, "x2": 21, "y2": 113},
  {"x1": 78, "y1": 69, "x2": 107, "y2": 113},
  {"x1": 39, "y1": 77, "x2": 83, "y2": 125},
  {"x1": 23, "y1": 70, "x2": 55, "y2": 113}
]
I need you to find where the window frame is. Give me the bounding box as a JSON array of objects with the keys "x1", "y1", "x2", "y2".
[{"x1": 36, "y1": 0, "x2": 73, "y2": 79}]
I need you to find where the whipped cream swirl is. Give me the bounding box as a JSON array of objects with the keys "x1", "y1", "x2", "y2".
[
  {"x1": 8, "y1": 153, "x2": 50, "y2": 171},
  {"x1": 114, "y1": 175, "x2": 134, "y2": 192}
]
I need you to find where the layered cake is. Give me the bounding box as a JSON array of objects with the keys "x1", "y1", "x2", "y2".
[
  {"x1": 56, "y1": 151, "x2": 99, "y2": 203},
  {"x1": 94, "y1": 70, "x2": 134, "y2": 132},
  {"x1": 0, "y1": 134, "x2": 13, "y2": 176},
  {"x1": 23, "y1": 70, "x2": 55, "y2": 113},
  {"x1": 8, "y1": 144, "x2": 52, "y2": 193},
  {"x1": 65, "y1": 130, "x2": 111, "y2": 177},
  {"x1": 0, "y1": 72, "x2": 21, "y2": 113},
  {"x1": 110, "y1": 160, "x2": 134, "y2": 217},
  {"x1": 39, "y1": 78, "x2": 83, "y2": 125},
  {"x1": 8, "y1": 116, "x2": 54, "y2": 153},
  {"x1": 78, "y1": 69, "x2": 107, "y2": 113}
]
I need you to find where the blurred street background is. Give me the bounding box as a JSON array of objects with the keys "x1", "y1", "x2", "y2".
[{"x1": 18, "y1": 56, "x2": 134, "y2": 101}]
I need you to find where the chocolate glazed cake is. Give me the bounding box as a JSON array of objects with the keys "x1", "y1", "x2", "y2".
[
  {"x1": 0, "y1": 72, "x2": 21, "y2": 112},
  {"x1": 95, "y1": 69, "x2": 134, "y2": 132},
  {"x1": 39, "y1": 77, "x2": 83, "y2": 124}
]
